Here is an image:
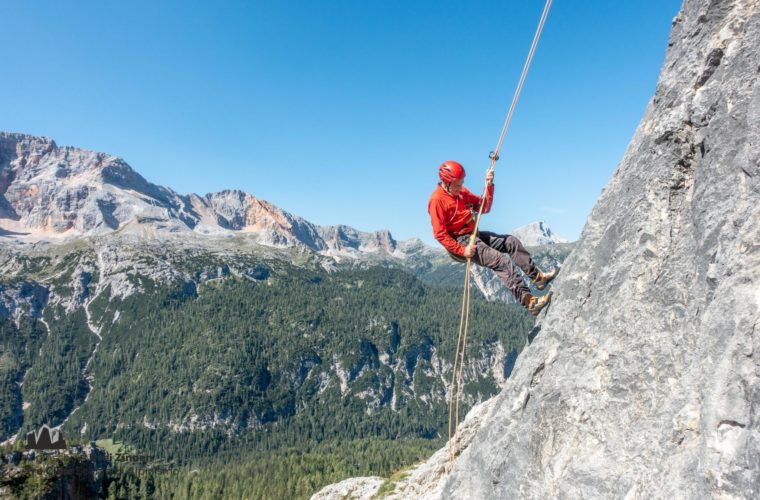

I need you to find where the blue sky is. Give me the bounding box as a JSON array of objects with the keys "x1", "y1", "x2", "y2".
[{"x1": 3, "y1": 0, "x2": 682, "y2": 243}]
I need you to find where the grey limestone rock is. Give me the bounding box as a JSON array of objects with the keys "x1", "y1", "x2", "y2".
[{"x1": 311, "y1": 477, "x2": 386, "y2": 500}]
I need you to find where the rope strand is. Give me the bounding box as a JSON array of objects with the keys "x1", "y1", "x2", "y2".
[
  {"x1": 454, "y1": 267, "x2": 472, "y2": 434},
  {"x1": 448, "y1": 258, "x2": 472, "y2": 461},
  {"x1": 447, "y1": 0, "x2": 552, "y2": 468},
  {"x1": 492, "y1": 0, "x2": 553, "y2": 158}
]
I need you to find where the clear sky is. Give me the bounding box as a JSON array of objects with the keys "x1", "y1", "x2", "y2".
[{"x1": 3, "y1": 0, "x2": 683, "y2": 244}]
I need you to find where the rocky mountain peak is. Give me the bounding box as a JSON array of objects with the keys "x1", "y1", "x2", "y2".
[
  {"x1": 1, "y1": 132, "x2": 123, "y2": 180},
  {"x1": 0, "y1": 132, "x2": 193, "y2": 237},
  {"x1": 510, "y1": 220, "x2": 569, "y2": 246},
  {"x1": 318, "y1": 226, "x2": 397, "y2": 254},
  {"x1": 0, "y1": 132, "x2": 57, "y2": 159}
]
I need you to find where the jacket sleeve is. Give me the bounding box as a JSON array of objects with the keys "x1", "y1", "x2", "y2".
[
  {"x1": 464, "y1": 184, "x2": 494, "y2": 214},
  {"x1": 429, "y1": 197, "x2": 467, "y2": 256}
]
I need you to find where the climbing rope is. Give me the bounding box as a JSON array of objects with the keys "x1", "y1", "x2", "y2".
[{"x1": 448, "y1": 0, "x2": 553, "y2": 466}]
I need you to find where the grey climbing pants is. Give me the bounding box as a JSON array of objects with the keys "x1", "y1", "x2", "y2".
[{"x1": 454, "y1": 230, "x2": 539, "y2": 305}]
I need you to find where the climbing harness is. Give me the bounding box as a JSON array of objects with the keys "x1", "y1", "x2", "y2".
[{"x1": 448, "y1": 0, "x2": 553, "y2": 466}]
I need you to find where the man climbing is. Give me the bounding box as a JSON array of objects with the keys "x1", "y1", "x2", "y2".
[{"x1": 427, "y1": 160, "x2": 559, "y2": 316}]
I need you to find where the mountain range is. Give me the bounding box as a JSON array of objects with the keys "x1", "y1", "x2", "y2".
[
  {"x1": 0, "y1": 131, "x2": 567, "y2": 258},
  {"x1": 0, "y1": 130, "x2": 571, "y2": 311},
  {"x1": 0, "y1": 131, "x2": 573, "y2": 498}
]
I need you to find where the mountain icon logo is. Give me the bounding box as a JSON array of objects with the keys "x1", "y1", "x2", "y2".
[{"x1": 25, "y1": 424, "x2": 66, "y2": 450}]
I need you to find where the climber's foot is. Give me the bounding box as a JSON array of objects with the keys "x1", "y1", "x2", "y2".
[
  {"x1": 534, "y1": 266, "x2": 560, "y2": 291},
  {"x1": 524, "y1": 291, "x2": 552, "y2": 317}
]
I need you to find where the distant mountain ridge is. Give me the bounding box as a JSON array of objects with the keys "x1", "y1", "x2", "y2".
[
  {"x1": 510, "y1": 221, "x2": 569, "y2": 246},
  {"x1": 0, "y1": 131, "x2": 569, "y2": 259},
  {"x1": 0, "y1": 132, "x2": 401, "y2": 258}
]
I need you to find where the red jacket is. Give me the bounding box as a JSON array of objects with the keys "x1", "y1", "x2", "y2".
[{"x1": 428, "y1": 183, "x2": 494, "y2": 256}]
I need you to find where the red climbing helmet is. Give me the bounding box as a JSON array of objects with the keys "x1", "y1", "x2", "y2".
[{"x1": 438, "y1": 161, "x2": 466, "y2": 183}]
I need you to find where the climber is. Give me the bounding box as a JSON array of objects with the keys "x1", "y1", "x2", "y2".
[{"x1": 427, "y1": 160, "x2": 559, "y2": 316}]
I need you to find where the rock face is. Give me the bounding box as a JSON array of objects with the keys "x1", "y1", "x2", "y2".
[
  {"x1": 311, "y1": 477, "x2": 386, "y2": 500},
  {"x1": 314, "y1": 0, "x2": 760, "y2": 497}
]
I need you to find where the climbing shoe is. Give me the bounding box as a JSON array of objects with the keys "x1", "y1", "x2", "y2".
[
  {"x1": 534, "y1": 266, "x2": 560, "y2": 291},
  {"x1": 524, "y1": 291, "x2": 552, "y2": 317}
]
